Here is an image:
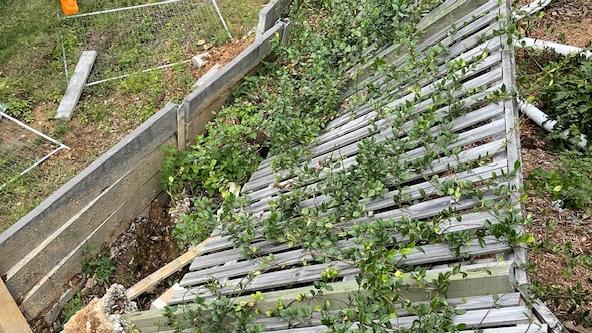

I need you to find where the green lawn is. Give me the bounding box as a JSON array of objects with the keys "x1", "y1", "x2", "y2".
[{"x1": 0, "y1": 0, "x2": 268, "y2": 231}]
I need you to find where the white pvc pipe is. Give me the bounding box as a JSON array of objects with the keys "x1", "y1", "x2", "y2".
[
  {"x1": 518, "y1": 99, "x2": 588, "y2": 150},
  {"x1": 513, "y1": 0, "x2": 553, "y2": 20},
  {"x1": 516, "y1": 37, "x2": 592, "y2": 59}
]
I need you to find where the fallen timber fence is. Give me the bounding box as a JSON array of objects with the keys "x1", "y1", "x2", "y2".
[
  {"x1": 124, "y1": 0, "x2": 569, "y2": 332},
  {"x1": 0, "y1": 0, "x2": 291, "y2": 322}
]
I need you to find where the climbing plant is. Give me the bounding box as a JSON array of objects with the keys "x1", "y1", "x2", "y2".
[{"x1": 159, "y1": 0, "x2": 534, "y2": 332}]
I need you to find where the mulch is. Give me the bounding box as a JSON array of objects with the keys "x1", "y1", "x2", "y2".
[
  {"x1": 520, "y1": 118, "x2": 592, "y2": 331},
  {"x1": 515, "y1": 0, "x2": 592, "y2": 48}
]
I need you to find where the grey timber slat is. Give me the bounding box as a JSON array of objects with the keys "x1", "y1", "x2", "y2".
[
  {"x1": 267, "y1": 312, "x2": 548, "y2": 333},
  {"x1": 171, "y1": 260, "x2": 514, "y2": 305},
  {"x1": 55, "y1": 51, "x2": 97, "y2": 120},
  {"x1": 258, "y1": 292, "x2": 523, "y2": 331},
  {"x1": 181, "y1": 236, "x2": 509, "y2": 290},
  {"x1": 243, "y1": 63, "x2": 504, "y2": 194},
  {"x1": 247, "y1": 132, "x2": 507, "y2": 214},
  {"x1": 139, "y1": 293, "x2": 537, "y2": 333},
  {"x1": 245, "y1": 109, "x2": 505, "y2": 200},
  {"x1": 186, "y1": 208, "x2": 501, "y2": 277},
  {"x1": 249, "y1": 157, "x2": 506, "y2": 216},
  {"x1": 499, "y1": 0, "x2": 528, "y2": 286}
]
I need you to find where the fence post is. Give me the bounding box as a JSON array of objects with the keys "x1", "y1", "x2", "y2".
[
  {"x1": 280, "y1": 18, "x2": 291, "y2": 44},
  {"x1": 176, "y1": 103, "x2": 186, "y2": 150}
]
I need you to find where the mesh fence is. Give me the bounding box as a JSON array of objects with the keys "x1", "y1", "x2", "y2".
[
  {"x1": 59, "y1": 0, "x2": 231, "y2": 84},
  {"x1": 0, "y1": 110, "x2": 67, "y2": 190}
]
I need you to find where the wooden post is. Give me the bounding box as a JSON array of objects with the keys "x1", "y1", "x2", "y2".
[
  {"x1": 125, "y1": 240, "x2": 208, "y2": 300},
  {"x1": 0, "y1": 279, "x2": 32, "y2": 333},
  {"x1": 176, "y1": 103, "x2": 186, "y2": 150}
]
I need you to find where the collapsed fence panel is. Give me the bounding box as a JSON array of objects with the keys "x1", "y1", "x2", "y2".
[{"x1": 123, "y1": 0, "x2": 564, "y2": 332}]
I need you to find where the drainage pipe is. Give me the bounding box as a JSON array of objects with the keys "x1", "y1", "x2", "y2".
[
  {"x1": 516, "y1": 37, "x2": 592, "y2": 59},
  {"x1": 518, "y1": 99, "x2": 588, "y2": 150}
]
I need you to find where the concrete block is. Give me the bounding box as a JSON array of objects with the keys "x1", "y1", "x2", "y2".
[
  {"x1": 191, "y1": 52, "x2": 211, "y2": 68},
  {"x1": 55, "y1": 51, "x2": 97, "y2": 121}
]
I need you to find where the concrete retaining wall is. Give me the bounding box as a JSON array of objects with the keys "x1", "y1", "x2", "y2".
[{"x1": 0, "y1": 1, "x2": 290, "y2": 320}]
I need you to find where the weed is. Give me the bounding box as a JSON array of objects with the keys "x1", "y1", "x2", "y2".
[
  {"x1": 88, "y1": 103, "x2": 110, "y2": 123},
  {"x1": 61, "y1": 292, "x2": 84, "y2": 323},
  {"x1": 172, "y1": 197, "x2": 216, "y2": 247},
  {"x1": 531, "y1": 281, "x2": 592, "y2": 328},
  {"x1": 518, "y1": 51, "x2": 592, "y2": 142},
  {"x1": 540, "y1": 57, "x2": 592, "y2": 140},
  {"x1": 81, "y1": 246, "x2": 115, "y2": 283},
  {"x1": 52, "y1": 122, "x2": 70, "y2": 141},
  {"x1": 527, "y1": 151, "x2": 592, "y2": 211},
  {"x1": 121, "y1": 71, "x2": 164, "y2": 96}
]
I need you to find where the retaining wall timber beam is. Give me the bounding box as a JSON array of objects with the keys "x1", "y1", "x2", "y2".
[
  {"x1": 0, "y1": 103, "x2": 178, "y2": 318},
  {"x1": 55, "y1": 51, "x2": 97, "y2": 121}
]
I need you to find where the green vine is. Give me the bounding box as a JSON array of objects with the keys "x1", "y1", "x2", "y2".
[{"x1": 160, "y1": 0, "x2": 536, "y2": 332}]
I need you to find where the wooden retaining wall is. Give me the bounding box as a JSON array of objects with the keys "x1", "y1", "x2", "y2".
[{"x1": 0, "y1": 0, "x2": 290, "y2": 320}]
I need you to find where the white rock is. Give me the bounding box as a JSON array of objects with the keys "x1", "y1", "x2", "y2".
[{"x1": 191, "y1": 52, "x2": 212, "y2": 68}]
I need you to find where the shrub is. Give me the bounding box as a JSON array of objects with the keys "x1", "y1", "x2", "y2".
[
  {"x1": 172, "y1": 197, "x2": 216, "y2": 247},
  {"x1": 540, "y1": 57, "x2": 592, "y2": 140}
]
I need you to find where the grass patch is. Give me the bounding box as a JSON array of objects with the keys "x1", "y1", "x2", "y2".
[{"x1": 0, "y1": 0, "x2": 265, "y2": 232}]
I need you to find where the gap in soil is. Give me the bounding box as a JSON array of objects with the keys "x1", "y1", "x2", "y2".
[{"x1": 32, "y1": 197, "x2": 184, "y2": 333}]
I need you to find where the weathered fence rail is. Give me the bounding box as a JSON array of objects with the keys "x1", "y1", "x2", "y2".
[{"x1": 0, "y1": 0, "x2": 291, "y2": 321}]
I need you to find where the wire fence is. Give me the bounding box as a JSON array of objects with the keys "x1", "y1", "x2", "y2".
[
  {"x1": 59, "y1": 0, "x2": 232, "y2": 85},
  {"x1": 0, "y1": 109, "x2": 68, "y2": 190}
]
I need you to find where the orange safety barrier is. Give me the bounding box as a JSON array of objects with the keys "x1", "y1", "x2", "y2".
[{"x1": 60, "y1": 0, "x2": 80, "y2": 16}]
